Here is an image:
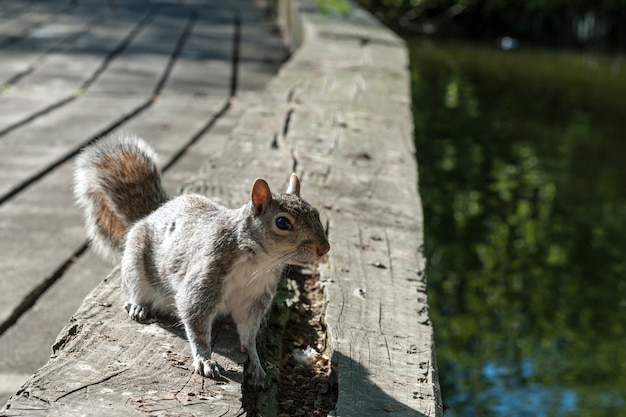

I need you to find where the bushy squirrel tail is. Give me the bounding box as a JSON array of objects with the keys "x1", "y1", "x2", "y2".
[{"x1": 74, "y1": 133, "x2": 169, "y2": 263}]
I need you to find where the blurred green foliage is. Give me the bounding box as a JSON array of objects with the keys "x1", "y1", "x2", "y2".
[
  {"x1": 410, "y1": 41, "x2": 626, "y2": 416},
  {"x1": 315, "y1": 0, "x2": 352, "y2": 14}
]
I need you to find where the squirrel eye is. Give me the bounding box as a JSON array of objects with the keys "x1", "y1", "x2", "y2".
[{"x1": 275, "y1": 216, "x2": 292, "y2": 231}]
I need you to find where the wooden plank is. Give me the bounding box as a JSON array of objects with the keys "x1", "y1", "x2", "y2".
[
  {"x1": 0, "y1": 6, "x2": 151, "y2": 133},
  {"x1": 235, "y1": 0, "x2": 290, "y2": 93},
  {"x1": 0, "y1": 91, "x2": 262, "y2": 390},
  {"x1": 0, "y1": 252, "x2": 110, "y2": 386},
  {"x1": 86, "y1": 11, "x2": 193, "y2": 96},
  {"x1": 0, "y1": 7, "x2": 106, "y2": 87},
  {"x1": 0, "y1": 8, "x2": 189, "y2": 199},
  {"x1": 0, "y1": 95, "x2": 147, "y2": 199},
  {"x1": 0, "y1": 0, "x2": 288, "y2": 407},
  {"x1": 0, "y1": 0, "x2": 224, "y2": 337},
  {"x1": 0, "y1": 1, "x2": 33, "y2": 20},
  {"x1": 2, "y1": 273, "x2": 249, "y2": 417},
  {"x1": 0, "y1": 91, "x2": 229, "y2": 351},
  {"x1": 151, "y1": 12, "x2": 233, "y2": 98},
  {"x1": 0, "y1": 94, "x2": 295, "y2": 416},
  {"x1": 161, "y1": 92, "x2": 255, "y2": 192},
  {"x1": 0, "y1": 92, "x2": 226, "y2": 357},
  {"x1": 0, "y1": 96, "x2": 227, "y2": 410},
  {"x1": 0, "y1": 2, "x2": 112, "y2": 132},
  {"x1": 264, "y1": 1, "x2": 443, "y2": 415},
  {"x1": 0, "y1": 0, "x2": 71, "y2": 49},
  {"x1": 13, "y1": 8, "x2": 153, "y2": 91},
  {"x1": 0, "y1": 161, "x2": 91, "y2": 326},
  {"x1": 1, "y1": 0, "x2": 443, "y2": 415}
]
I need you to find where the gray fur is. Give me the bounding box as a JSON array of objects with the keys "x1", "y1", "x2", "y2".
[{"x1": 74, "y1": 133, "x2": 330, "y2": 389}]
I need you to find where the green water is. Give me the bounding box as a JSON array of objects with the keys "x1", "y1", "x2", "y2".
[{"x1": 409, "y1": 41, "x2": 626, "y2": 417}]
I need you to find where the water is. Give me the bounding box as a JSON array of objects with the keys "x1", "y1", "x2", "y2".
[{"x1": 409, "y1": 41, "x2": 626, "y2": 417}]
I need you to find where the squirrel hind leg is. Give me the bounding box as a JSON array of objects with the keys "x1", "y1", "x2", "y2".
[{"x1": 120, "y1": 221, "x2": 166, "y2": 322}]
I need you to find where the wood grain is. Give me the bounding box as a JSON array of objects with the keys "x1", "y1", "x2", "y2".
[
  {"x1": 0, "y1": 0, "x2": 286, "y2": 408},
  {"x1": 1, "y1": 0, "x2": 443, "y2": 415},
  {"x1": 270, "y1": 1, "x2": 443, "y2": 415}
]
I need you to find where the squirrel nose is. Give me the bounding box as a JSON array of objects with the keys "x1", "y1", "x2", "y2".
[{"x1": 317, "y1": 240, "x2": 330, "y2": 257}]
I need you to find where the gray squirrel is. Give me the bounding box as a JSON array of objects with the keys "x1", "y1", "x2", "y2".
[{"x1": 73, "y1": 133, "x2": 330, "y2": 388}]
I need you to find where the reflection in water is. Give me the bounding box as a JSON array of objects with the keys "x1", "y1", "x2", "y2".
[{"x1": 410, "y1": 41, "x2": 626, "y2": 417}]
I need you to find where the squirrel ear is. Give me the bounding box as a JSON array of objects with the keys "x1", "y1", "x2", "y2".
[
  {"x1": 251, "y1": 178, "x2": 272, "y2": 215},
  {"x1": 286, "y1": 173, "x2": 300, "y2": 196}
]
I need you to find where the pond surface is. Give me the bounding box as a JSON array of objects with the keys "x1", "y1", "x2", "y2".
[{"x1": 409, "y1": 40, "x2": 625, "y2": 417}]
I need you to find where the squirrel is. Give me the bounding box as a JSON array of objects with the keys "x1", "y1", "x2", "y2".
[{"x1": 73, "y1": 132, "x2": 330, "y2": 388}]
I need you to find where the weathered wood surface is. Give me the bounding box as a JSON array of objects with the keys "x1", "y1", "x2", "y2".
[
  {"x1": 268, "y1": 2, "x2": 443, "y2": 415},
  {"x1": 0, "y1": 0, "x2": 287, "y2": 408},
  {"x1": 1, "y1": 0, "x2": 443, "y2": 415}
]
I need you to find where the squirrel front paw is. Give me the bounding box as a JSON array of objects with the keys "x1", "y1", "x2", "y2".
[
  {"x1": 246, "y1": 363, "x2": 266, "y2": 390},
  {"x1": 124, "y1": 302, "x2": 150, "y2": 323},
  {"x1": 194, "y1": 358, "x2": 225, "y2": 379}
]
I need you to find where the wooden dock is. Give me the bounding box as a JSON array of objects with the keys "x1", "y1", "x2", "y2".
[
  {"x1": 0, "y1": 0, "x2": 287, "y2": 407},
  {"x1": 0, "y1": 0, "x2": 443, "y2": 415}
]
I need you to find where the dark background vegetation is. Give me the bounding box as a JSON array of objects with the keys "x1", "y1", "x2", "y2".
[{"x1": 359, "y1": 0, "x2": 626, "y2": 50}]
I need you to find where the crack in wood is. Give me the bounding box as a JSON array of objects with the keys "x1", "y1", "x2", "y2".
[
  {"x1": 291, "y1": 148, "x2": 298, "y2": 173},
  {"x1": 229, "y1": 10, "x2": 241, "y2": 97},
  {"x1": 318, "y1": 165, "x2": 332, "y2": 188},
  {"x1": 271, "y1": 132, "x2": 279, "y2": 149},
  {"x1": 53, "y1": 368, "x2": 129, "y2": 402},
  {"x1": 286, "y1": 86, "x2": 297, "y2": 103},
  {"x1": 51, "y1": 323, "x2": 82, "y2": 356},
  {"x1": 172, "y1": 372, "x2": 195, "y2": 409},
  {"x1": 384, "y1": 228, "x2": 394, "y2": 279},
  {"x1": 282, "y1": 107, "x2": 294, "y2": 138},
  {"x1": 378, "y1": 302, "x2": 392, "y2": 367}
]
